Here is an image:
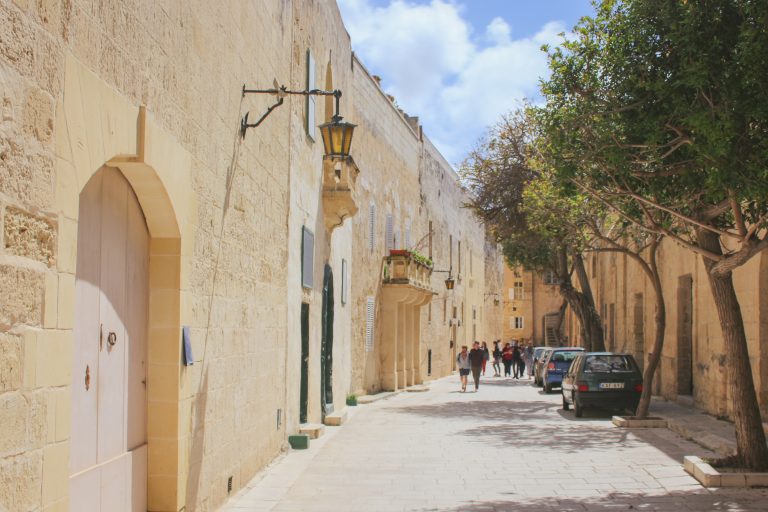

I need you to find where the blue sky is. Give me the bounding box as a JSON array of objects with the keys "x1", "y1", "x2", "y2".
[{"x1": 337, "y1": 0, "x2": 595, "y2": 166}]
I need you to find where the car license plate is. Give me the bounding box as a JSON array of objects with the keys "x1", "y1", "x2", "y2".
[{"x1": 599, "y1": 382, "x2": 625, "y2": 389}]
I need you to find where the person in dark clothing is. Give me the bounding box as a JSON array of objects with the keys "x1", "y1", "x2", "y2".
[
  {"x1": 501, "y1": 343, "x2": 513, "y2": 377},
  {"x1": 492, "y1": 341, "x2": 502, "y2": 377},
  {"x1": 481, "y1": 341, "x2": 490, "y2": 375},
  {"x1": 511, "y1": 345, "x2": 522, "y2": 379},
  {"x1": 468, "y1": 341, "x2": 485, "y2": 391}
]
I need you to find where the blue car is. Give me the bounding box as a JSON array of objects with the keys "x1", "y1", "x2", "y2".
[{"x1": 542, "y1": 347, "x2": 584, "y2": 393}]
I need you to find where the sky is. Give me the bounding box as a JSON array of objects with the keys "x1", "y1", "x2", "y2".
[{"x1": 336, "y1": 0, "x2": 595, "y2": 166}]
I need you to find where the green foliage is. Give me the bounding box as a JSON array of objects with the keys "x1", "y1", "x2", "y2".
[
  {"x1": 409, "y1": 250, "x2": 433, "y2": 268},
  {"x1": 539, "y1": 0, "x2": 768, "y2": 238}
]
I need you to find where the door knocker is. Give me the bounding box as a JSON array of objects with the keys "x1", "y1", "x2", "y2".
[{"x1": 107, "y1": 331, "x2": 117, "y2": 349}]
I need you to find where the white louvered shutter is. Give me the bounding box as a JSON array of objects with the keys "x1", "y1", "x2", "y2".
[
  {"x1": 369, "y1": 203, "x2": 376, "y2": 252},
  {"x1": 385, "y1": 214, "x2": 394, "y2": 251},
  {"x1": 365, "y1": 297, "x2": 375, "y2": 352}
]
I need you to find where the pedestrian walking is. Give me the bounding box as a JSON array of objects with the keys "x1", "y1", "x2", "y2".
[
  {"x1": 512, "y1": 344, "x2": 522, "y2": 379},
  {"x1": 502, "y1": 343, "x2": 513, "y2": 377},
  {"x1": 524, "y1": 342, "x2": 534, "y2": 379},
  {"x1": 492, "y1": 340, "x2": 502, "y2": 377},
  {"x1": 456, "y1": 345, "x2": 471, "y2": 392},
  {"x1": 468, "y1": 341, "x2": 484, "y2": 391},
  {"x1": 481, "y1": 341, "x2": 490, "y2": 376}
]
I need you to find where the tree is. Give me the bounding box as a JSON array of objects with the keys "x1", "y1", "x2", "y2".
[
  {"x1": 540, "y1": 0, "x2": 768, "y2": 469},
  {"x1": 461, "y1": 111, "x2": 605, "y2": 351}
]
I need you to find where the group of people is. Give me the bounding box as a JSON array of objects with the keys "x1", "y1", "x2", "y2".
[{"x1": 455, "y1": 340, "x2": 534, "y2": 392}]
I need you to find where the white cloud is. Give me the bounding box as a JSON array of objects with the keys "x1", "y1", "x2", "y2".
[{"x1": 337, "y1": 0, "x2": 567, "y2": 165}]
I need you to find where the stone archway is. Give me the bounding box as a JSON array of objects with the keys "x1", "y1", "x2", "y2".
[{"x1": 56, "y1": 54, "x2": 195, "y2": 511}]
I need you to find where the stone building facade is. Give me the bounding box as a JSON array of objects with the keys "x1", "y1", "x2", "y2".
[
  {"x1": 561, "y1": 242, "x2": 768, "y2": 424},
  {"x1": 0, "y1": 1, "x2": 503, "y2": 511},
  {"x1": 502, "y1": 266, "x2": 562, "y2": 345}
]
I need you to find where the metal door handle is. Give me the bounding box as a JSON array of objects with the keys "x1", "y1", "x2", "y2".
[
  {"x1": 85, "y1": 365, "x2": 90, "y2": 390},
  {"x1": 107, "y1": 331, "x2": 117, "y2": 348}
]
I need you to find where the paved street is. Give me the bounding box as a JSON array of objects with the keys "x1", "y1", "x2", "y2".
[{"x1": 224, "y1": 375, "x2": 768, "y2": 511}]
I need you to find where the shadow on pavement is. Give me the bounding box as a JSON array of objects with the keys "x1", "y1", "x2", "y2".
[
  {"x1": 390, "y1": 400, "x2": 559, "y2": 423},
  {"x1": 457, "y1": 422, "x2": 640, "y2": 452},
  {"x1": 414, "y1": 488, "x2": 768, "y2": 511}
]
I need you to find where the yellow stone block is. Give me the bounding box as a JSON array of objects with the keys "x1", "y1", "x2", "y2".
[
  {"x1": 54, "y1": 157, "x2": 79, "y2": 220},
  {"x1": 54, "y1": 388, "x2": 70, "y2": 442},
  {"x1": 149, "y1": 289, "x2": 180, "y2": 328},
  {"x1": 148, "y1": 438, "x2": 178, "y2": 475},
  {"x1": 148, "y1": 327, "x2": 182, "y2": 365},
  {"x1": 42, "y1": 271, "x2": 58, "y2": 329},
  {"x1": 150, "y1": 237, "x2": 181, "y2": 256},
  {"x1": 149, "y1": 254, "x2": 180, "y2": 290},
  {"x1": 36, "y1": 330, "x2": 72, "y2": 387},
  {"x1": 148, "y1": 363, "x2": 180, "y2": 403},
  {"x1": 42, "y1": 498, "x2": 67, "y2": 512},
  {"x1": 56, "y1": 273, "x2": 75, "y2": 330},
  {"x1": 42, "y1": 441, "x2": 68, "y2": 505},
  {"x1": 147, "y1": 401, "x2": 178, "y2": 438},
  {"x1": 56, "y1": 217, "x2": 77, "y2": 274},
  {"x1": 148, "y1": 475, "x2": 178, "y2": 512},
  {"x1": 22, "y1": 329, "x2": 38, "y2": 389}
]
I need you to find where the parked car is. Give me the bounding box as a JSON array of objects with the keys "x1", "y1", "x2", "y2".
[
  {"x1": 533, "y1": 347, "x2": 550, "y2": 386},
  {"x1": 561, "y1": 352, "x2": 643, "y2": 418},
  {"x1": 541, "y1": 347, "x2": 584, "y2": 393}
]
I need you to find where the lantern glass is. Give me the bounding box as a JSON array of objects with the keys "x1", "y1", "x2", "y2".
[
  {"x1": 319, "y1": 118, "x2": 356, "y2": 158},
  {"x1": 445, "y1": 277, "x2": 455, "y2": 290}
]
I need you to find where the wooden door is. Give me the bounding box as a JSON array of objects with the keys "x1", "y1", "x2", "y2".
[{"x1": 70, "y1": 167, "x2": 148, "y2": 512}]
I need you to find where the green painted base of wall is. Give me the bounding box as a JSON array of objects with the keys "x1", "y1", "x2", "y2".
[{"x1": 288, "y1": 434, "x2": 309, "y2": 450}]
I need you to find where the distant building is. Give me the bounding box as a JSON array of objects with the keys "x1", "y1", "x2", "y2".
[{"x1": 503, "y1": 266, "x2": 563, "y2": 346}]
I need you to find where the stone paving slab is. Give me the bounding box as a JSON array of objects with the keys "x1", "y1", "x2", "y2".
[{"x1": 222, "y1": 376, "x2": 768, "y2": 512}]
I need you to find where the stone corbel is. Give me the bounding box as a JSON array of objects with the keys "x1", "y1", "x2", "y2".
[{"x1": 322, "y1": 155, "x2": 360, "y2": 232}]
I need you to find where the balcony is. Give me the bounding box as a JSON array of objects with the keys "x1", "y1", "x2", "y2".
[
  {"x1": 322, "y1": 155, "x2": 359, "y2": 232},
  {"x1": 382, "y1": 250, "x2": 436, "y2": 294}
]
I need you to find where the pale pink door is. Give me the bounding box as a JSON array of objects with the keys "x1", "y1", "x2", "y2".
[{"x1": 70, "y1": 167, "x2": 148, "y2": 512}]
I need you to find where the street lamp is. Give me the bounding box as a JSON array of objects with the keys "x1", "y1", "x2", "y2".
[
  {"x1": 241, "y1": 84, "x2": 356, "y2": 159},
  {"x1": 433, "y1": 267, "x2": 455, "y2": 291}
]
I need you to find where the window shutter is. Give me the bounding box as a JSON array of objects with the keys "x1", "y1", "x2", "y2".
[
  {"x1": 306, "y1": 49, "x2": 316, "y2": 140},
  {"x1": 385, "y1": 214, "x2": 394, "y2": 251},
  {"x1": 301, "y1": 227, "x2": 314, "y2": 289},
  {"x1": 368, "y1": 203, "x2": 376, "y2": 252},
  {"x1": 365, "y1": 297, "x2": 375, "y2": 352}
]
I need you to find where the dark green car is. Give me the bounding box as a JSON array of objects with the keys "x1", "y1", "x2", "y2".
[{"x1": 561, "y1": 352, "x2": 643, "y2": 417}]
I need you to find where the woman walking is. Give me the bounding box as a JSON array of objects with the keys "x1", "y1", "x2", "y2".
[
  {"x1": 456, "y1": 345, "x2": 471, "y2": 392},
  {"x1": 481, "y1": 341, "x2": 490, "y2": 376},
  {"x1": 512, "y1": 344, "x2": 522, "y2": 379},
  {"x1": 502, "y1": 343, "x2": 513, "y2": 377},
  {"x1": 492, "y1": 341, "x2": 502, "y2": 377}
]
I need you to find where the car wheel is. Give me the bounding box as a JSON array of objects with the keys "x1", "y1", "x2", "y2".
[
  {"x1": 562, "y1": 394, "x2": 570, "y2": 411},
  {"x1": 574, "y1": 398, "x2": 584, "y2": 418}
]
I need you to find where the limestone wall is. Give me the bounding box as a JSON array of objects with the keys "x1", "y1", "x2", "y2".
[
  {"x1": 587, "y1": 239, "x2": 767, "y2": 421},
  {"x1": 0, "y1": 1, "x2": 504, "y2": 511}
]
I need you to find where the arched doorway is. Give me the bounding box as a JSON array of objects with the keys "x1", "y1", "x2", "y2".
[
  {"x1": 321, "y1": 264, "x2": 335, "y2": 417},
  {"x1": 69, "y1": 167, "x2": 149, "y2": 511}
]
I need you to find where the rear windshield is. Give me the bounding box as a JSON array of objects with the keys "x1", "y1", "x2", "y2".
[
  {"x1": 584, "y1": 355, "x2": 636, "y2": 373},
  {"x1": 550, "y1": 351, "x2": 581, "y2": 362}
]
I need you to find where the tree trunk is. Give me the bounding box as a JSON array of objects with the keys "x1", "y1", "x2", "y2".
[
  {"x1": 635, "y1": 241, "x2": 665, "y2": 419},
  {"x1": 554, "y1": 248, "x2": 605, "y2": 351},
  {"x1": 697, "y1": 228, "x2": 768, "y2": 470}
]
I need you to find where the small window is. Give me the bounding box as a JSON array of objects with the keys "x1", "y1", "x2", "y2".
[
  {"x1": 301, "y1": 227, "x2": 314, "y2": 289},
  {"x1": 543, "y1": 271, "x2": 558, "y2": 285},
  {"x1": 512, "y1": 281, "x2": 524, "y2": 300},
  {"x1": 512, "y1": 316, "x2": 524, "y2": 329},
  {"x1": 365, "y1": 297, "x2": 375, "y2": 352}
]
